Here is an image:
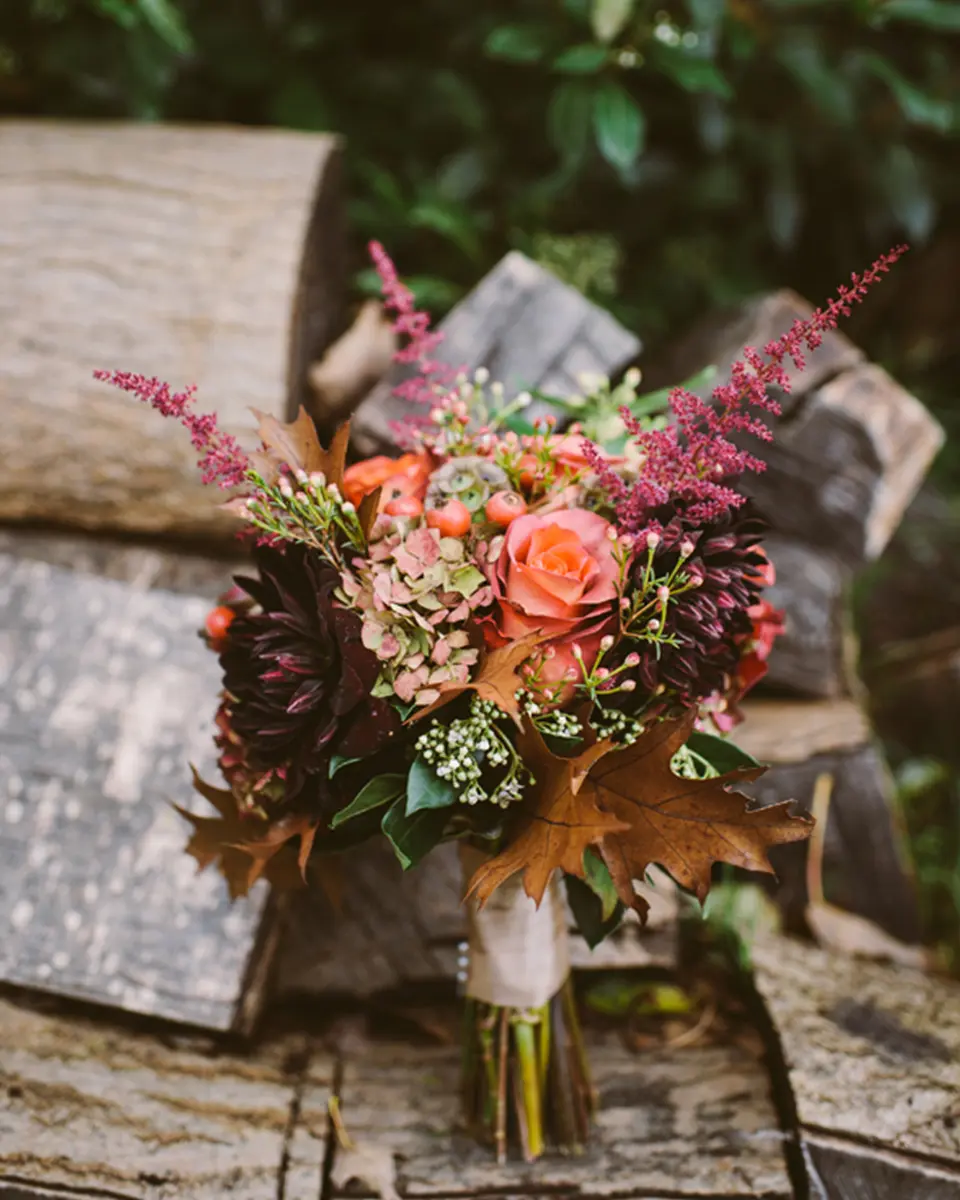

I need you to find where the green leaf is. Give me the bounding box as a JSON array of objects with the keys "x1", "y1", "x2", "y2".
[
  {"x1": 592, "y1": 80, "x2": 645, "y2": 173},
  {"x1": 861, "y1": 53, "x2": 954, "y2": 133},
  {"x1": 565, "y1": 871, "x2": 624, "y2": 949},
  {"x1": 686, "y1": 731, "x2": 761, "y2": 775},
  {"x1": 548, "y1": 80, "x2": 594, "y2": 168},
  {"x1": 92, "y1": 0, "x2": 138, "y2": 29},
  {"x1": 406, "y1": 756, "x2": 458, "y2": 815},
  {"x1": 484, "y1": 24, "x2": 548, "y2": 63},
  {"x1": 382, "y1": 798, "x2": 448, "y2": 870},
  {"x1": 872, "y1": 0, "x2": 960, "y2": 31},
  {"x1": 583, "y1": 848, "x2": 619, "y2": 920},
  {"x1": 330, "y1": 774, "x2": 406, "y2": 828},
  {"x1": 591, "y1": 0, "x2": 636, "y2": 43},
  {"x1": 329, "y1": 754, "x2": 363, "y2": 779},
  {"x1": 553, "y1": 44, "x2": 609, "y2": 73},
  {"x1": 878, "y1": 142, "x2": 936, "y2": 241},
  {"x1": 135, "y1": 0, "x2": 193, "y2": 53},
  {"x1": 651, "y1": 45, "x2": 732, "y2": 98}
]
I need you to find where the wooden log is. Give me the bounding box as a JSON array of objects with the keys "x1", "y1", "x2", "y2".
[
  {"x1": 641, "y1": 290, "x2": 943, "y2": 564},
  {"x1": 751, "y1": 933, "x2": 960, "y2": 1197},
  {"x1": 737, "y1": 699, "x2": 921, "y2": 945},
  {"x1": 762, "y1": 536, "x2": 854, "y2": 698},
  {"x1": 276, "y1": 839, "x2": 678, "y2": 1000},
  {"x1": 329, "y1": 1033, "x2": 792, "y2": 1197},
  {"x1": 0, "y1": 550, "x2": 273, "y2": 1032},
  {"x1": 349, "y1": 251, "x2": 642, "y2": 457},
  {"x1": 0, "y1": 120, "x2": 344, "y2": 540},
  {"x1": 0, "y1": 993, "x2": 330, "y2": 1198}
]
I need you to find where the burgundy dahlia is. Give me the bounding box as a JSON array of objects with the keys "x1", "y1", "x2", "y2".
[
  {"x1": 219, "y1": 544, "x2": 401, "y2": 801},
  {"x1": 629, "y1": 507, "x2": 770, "y2": 705}
]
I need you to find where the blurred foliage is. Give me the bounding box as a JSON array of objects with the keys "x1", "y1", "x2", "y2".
[{"x1": 1, "y1": 0, "x2": 958, "y2": 477}]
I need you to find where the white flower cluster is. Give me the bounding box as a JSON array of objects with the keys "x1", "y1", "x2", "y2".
[
  {"x1": 415, "y1": 697, "x2": 531, "y2": 808},
  {"x1": 592, "y1": 708, "x2": 644, "y2": 746}
]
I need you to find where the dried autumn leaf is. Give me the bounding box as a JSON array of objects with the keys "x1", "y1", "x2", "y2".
[
  {"x1": 593, "y1": 712, "x2": 812, "y2": 914},
  {"x1": 408, "y1": 632, "x2": 548, "y2": 727},
  {"x1": 176, "y1": 768, "x2": 314, "y2": 900},
  {"x1": 250, "y1": 406, "x2": 350, "y2": 491},
  {"x1": 466, "y1": 722, "x2": 630, "y2": 907},
  {"x1": 357, "y1": 485, "x2": 382, "y2": 540}
]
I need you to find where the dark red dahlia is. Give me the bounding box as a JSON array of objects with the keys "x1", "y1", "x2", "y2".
[
  {"x1": 219, "y1": 544, "x2": 401, "y2": 800},
  {"x1": 626, "y1": 507, "x2": 773, "y2": 706}
]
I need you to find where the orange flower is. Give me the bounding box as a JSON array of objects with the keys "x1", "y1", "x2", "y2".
[
  {"x1": 342, "y1": 452, "x2": 432, "y2": 510},
  {"x1": 486, "y1": 510, "x2": 625, "y2": 699}
]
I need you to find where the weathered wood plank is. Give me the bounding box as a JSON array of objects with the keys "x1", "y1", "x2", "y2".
[
  {"x1": 350, "y1": 252, "x2": 641, "y2": 456},
  {"x1": 275, "y1": 840, "x2": 678, "y2": 1000},
  {"x1": 0, "y1": 552, "x2": 271, "y2": 1031},
  {"x1": 752, "y1": 934, "x2": 960, "y2": 1195},
  {"x1": 737, "y1": 699, "x2": 920, "y2": 945},
  {"x1": 0, "y1": 994, "x2": 332, "y2": 1199},
  {"x1": 0, "y1": 120, "x2": 344, "y2": 539},
  {"x1": 329, "y1": 1033, "x2": 791, "y2": 1197},
  {"x1": 744, "y1": 363, "x2": 943, "y2": 564},
  {"x1": 762, "y1": 537, "x2": 853, "y2": 698}
]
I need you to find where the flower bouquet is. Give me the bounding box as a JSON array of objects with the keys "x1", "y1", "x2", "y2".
[{"x1": 97, "y1": 242, "x2": 903, "y2": 1163}]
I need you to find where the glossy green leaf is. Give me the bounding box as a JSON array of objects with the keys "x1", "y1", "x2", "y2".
[
  {"x1": 873, "y1": 0, "x2": 960, "y2": 31},
  {"x1": 553, "y1": 43, "x2": 609, "y2": 73},
  {"x1": 592, "y1": 80, "x2": 645, "y2": 172},
  {"x1": 583, "y1": 848, "x2": 619, "y2": 920},
  {"x1": 862, "y1": 52, "x2": 954, "y2": 133},
  {"x1": 652, "y1": 45, "x2": 732, "y2": 98},
  {"x1": 484, "y1": 24, "x2": 548, "y2": 63},
  {"x1": 548, "y1": 80, "x2": 594, "y2": 166},
  {"x1": 406, "y1": 756, "x2": 458, "y2": 815},
  {"x1": 565, "y1": 873, "x2": 625, "y2": 948},
  {"x1": 686, "y1": 731, "x2": 761, "y2": 775},
  {"x1": 329, "y1": 754, "x2": 363, "y2": 779},
  {"x1": 330, "y1": 774, "x2": 406, "y2": 828},
  {"x1": 382, "y1": 798, "x2": 449, "y2": 870},
  {"x1": 136, "y1": 0, "x2": 193, "y2": 53}
]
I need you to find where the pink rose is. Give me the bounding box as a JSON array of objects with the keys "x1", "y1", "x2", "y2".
[{"x1": 486, "y1": 510, "x2": 624, "y2": 697}]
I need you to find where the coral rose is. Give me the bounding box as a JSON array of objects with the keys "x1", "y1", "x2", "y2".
[
  {"x1": 486, "y1": 509, "x2": 625, "y2": 697},
  {"x1": 343, "y1": 452, "x2": 432, "y2": 510}
]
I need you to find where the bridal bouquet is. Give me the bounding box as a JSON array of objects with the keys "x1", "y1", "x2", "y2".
[{"x1": 97, "y1": 242, "x2": 903, "y2": 1162}]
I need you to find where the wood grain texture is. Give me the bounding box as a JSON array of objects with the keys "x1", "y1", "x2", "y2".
[
  {"x1": 762, "y1": 537, "x2": 853, "y2": 699},
  {"x1": 0, "y1": 552, "x2": 271, "y2": 1031},
  {"x1": 744, "y1": 363, "x2": 944, "y2": 564},
  {"x1": 746, "y1": 745, "x2": 920, "y2": 945},
  {"x1": 0, "y1": 994, "x2": 330, "y2": 1198},
  {"x1": 0, "y1": 120, "x2": 344, "y2": 539},
  {"x1": 275, "y1": 839, "x2": 678, "y2": 1000},
  {"x1": 752, "y1": 934, "x2": 960, "y2": 1192},
  {"x1": 350, "y1": 252, "x2": 641, "y2": 456},
  {"x1": 329, "y1": 1033, "x2": 791, "y2": 1197},
  {"x1": 736, "y1": 698, "x2": 871, "y2": 765}
]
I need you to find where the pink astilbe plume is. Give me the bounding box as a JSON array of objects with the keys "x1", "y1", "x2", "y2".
[
  {"x1": 93, "y1": 370, "x2": 249, "y2": 489},
  {"x1": 368, "y1": 240, "x2": 461, "y2": 447},
  {"x1": 585, "y1": 245, "x2": 908, "y2": 534}
]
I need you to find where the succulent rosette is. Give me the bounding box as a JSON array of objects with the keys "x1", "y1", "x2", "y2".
[{"x1": 98, "y1": 237, "x2": 903, "y2": 1164}]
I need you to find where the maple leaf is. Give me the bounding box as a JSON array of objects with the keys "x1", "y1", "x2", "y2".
[
  {"x1": 591, "y1": 712, "x2": 813, "y2": 914},
  {"x1": 249, "y1": 407, "x2": 350, "y2": 490},
  {"x1": 465, "y1": 722, "x2": 630, "y2": 907},
  {"x1": 407, "y1": 632, "x2": 547, "y2": 727},
  {"x1": 176, "y1": 768, "x2": 316, "y2": 900}
]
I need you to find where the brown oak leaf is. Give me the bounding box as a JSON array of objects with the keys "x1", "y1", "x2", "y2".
[
  {"x1": 407, "y1": 632, "x2": 548, "y2": 727},
  {"x1": 249, "y1": 407, "x2": 350, "y2": 490},
  {"x1": 176, "y1": 768, "x2": 316, "y2": 900},
  {"x1": 591, "y1": 712, "x2": 812, "y2": 915},
  {"x1": 465, "y1": 723, "x2": 630, "y2": 907}
]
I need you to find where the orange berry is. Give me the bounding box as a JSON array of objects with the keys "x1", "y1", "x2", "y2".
[
  {"x1": 426, "y1": 499, "x2": 472, "y2": 537},
  {"x1": 205, "y1": 605, "x2": 235, "y2": 641},
  {"x1": 517, "y1": 454, "x2": 540, "y2": 489},
  {"x1": 384, "y1": 495, "x2": 424, "y2": 518},
  {"x1": 485, "y1": 490, "x2": 528, "y2": 526}
]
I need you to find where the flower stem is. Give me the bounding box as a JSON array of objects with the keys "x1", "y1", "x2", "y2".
[{"x1": 514, "y1": 1016, "x2": 544, "y2": 1161}]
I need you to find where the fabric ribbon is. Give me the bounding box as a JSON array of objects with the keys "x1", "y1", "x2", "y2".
[{"x1": 459, "y1": 843, "x2": 570, "y2": 1009}]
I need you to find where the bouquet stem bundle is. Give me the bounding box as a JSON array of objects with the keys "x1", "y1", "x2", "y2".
[{"x1": 462, "y1": 978, "x2": 594, "y2": 1162}]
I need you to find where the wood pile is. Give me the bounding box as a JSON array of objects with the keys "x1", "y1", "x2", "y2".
[{"x1": 0, "y1": 119, "x2": 951, "y2": 1198}]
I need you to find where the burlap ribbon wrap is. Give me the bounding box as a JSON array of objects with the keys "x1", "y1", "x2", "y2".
[{"x1": 459, "y1": 843, "x2": 570, "y2": 1009}]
